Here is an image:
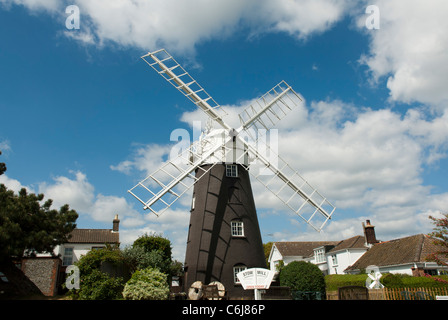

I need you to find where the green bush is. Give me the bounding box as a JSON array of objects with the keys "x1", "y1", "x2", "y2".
[
  {"x1": 325, "y1": 273, "x2": 448, "y2": 291},
  {"x1": 325, "y1": 274, "x2": 368, "y2": 291},
  {"x1": 279, "y1": 261, "x2": 326, "y2": 294},
  {"x1": 122, "y1": 267, "x2": 169, "y2": 300},
  {"x1": 75, "y1": 245, "x2": 125, "y2": 276},
  {"x1": 382, "y1": 273, "x2": 448, "y2": 288},
  {"x1": 70, "y1": 246, "x2": 126, "y2": 300},
  {"x1": 78, "y1": 270, "x2": 124, "y2": 300}
]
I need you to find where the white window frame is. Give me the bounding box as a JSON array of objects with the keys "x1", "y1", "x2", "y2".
[
  {"x1": 63, "y1": 247, "x2": 74, "y2": 266},
  {"x1": 233, "y1": 265, "x2": 247, "y2": 284},
  {"x1": 226, "y1": 164, "x2": 238, "y2": 177},
  {"x1": 331, "y1": 254, "x2": 338, "y2": 266},
  {"x1": 231, "y1": 220, "x2": 244, "y2": 237},
  {"x1": 314, "y1": 247, "x2": 325, "y2": 264}
]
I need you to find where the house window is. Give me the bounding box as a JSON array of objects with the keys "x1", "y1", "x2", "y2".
[
  {"x1": 315, "y1": 248, "x2": 325, "y2": 264},
  {"x1": 233, "y1": 265, "x2": 247, "y2": 284},
  {"x1": 331, "y1": 254, "x2": 338, "y2": 266},
  {"x1": 63, "y1": 247, "x2": 74, "y2": 266},
  {"x1": 231, "y1": 220, "x2": 244, "y2": 237},
  {"x1": 226, "y1": 164, "x2": 238, "y2": 177}
]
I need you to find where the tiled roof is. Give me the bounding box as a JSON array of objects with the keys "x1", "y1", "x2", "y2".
[
  {"x1": 273, "y1": 236, "x2": 367, "y2": 259},
  {"x1": 274, "y1": 241, "x2": 341, "y2": 258},
  {"x1": 328, "y1": 235, "x2": 367, "y2": 252},
  {"x1": 345, "y1": 234, "x2": 445, "y2": 271},
  {"x1": 67, "y1": 229, "x2": 119, "y2": 244}
]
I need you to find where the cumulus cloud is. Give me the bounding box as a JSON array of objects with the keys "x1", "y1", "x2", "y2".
[
  {"x1": 2, "y1": 0, "x2": 353, "y2": 54},
  {"x1": 117, "y1": 93, "x2": 448, "y2": 245},
  {"x1": 357, "y1": 0, "x2": 448, "y2": 108}
]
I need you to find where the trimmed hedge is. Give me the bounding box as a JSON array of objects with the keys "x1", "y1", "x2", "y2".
[
  {"x1": 279, "y1": 261, "x2": 326, "y2": 294},
  {"x1": 325, "y1": 274, "x2": 368, "y2": 291},
  {"x1": 325, "y1": 274, "x2": 448, "y2": 291}
]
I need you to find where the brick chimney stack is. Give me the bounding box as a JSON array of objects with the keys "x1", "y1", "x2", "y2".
[
  {"x1": 363, "y1": 219, "x2": 378, "y2": 245},
  {"x1": 113, "y1": 214, "x2": 120, "y2": 232}
]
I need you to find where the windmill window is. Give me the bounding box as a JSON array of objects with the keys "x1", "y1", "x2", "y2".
[
  {"x1": 233, "y1": 264, "x2": 247, "y2": 284},
  {"x1": 226, "y1": 164, "x2": 238, "y2": 177},
  {"x1": 231, "y1": 220, "x2": 244, "y2": 237}
]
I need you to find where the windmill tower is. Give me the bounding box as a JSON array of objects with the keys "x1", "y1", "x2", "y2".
[{"x1": 128, "y1": 49, "x2": 336, "y2": 298}]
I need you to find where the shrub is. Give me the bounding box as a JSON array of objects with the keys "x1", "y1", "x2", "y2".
[
  {"x1": 75, "y1": 245, "x2": 125, "y2": 276},
  {"x1": 279, "y1": 261, "x2": 326, "y2": 294},
  {"x1": 78, "y1": 270, "x2": 124, "y2": 300},
  {"x1": 70, "y1": 246, "x2": 126, "y2": 300},
  {"x1": 122, "y1": 267, "x2": 169, "y2": 300},
  {"x1": 122, "y1": 245, "x2": 165, "y2": 274},
  {"x1": 325, "y1": 274, "x2": 368, "y2": 291},
  {"x1": 382, "y1": 273, "x2": 448, "y2": 288}
]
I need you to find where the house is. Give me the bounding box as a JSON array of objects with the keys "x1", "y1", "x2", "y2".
[
  {"x1": 268, "y1": 220, "x2": 378, "y2": 275},
  {"x1": 54, "y1": 214, "x2": 120, "y2": 267},
  {"x1": 345, "y1": 233, "x2": 448, "y2": 276},
  {"x1": 23, "y1": 215, "x2": 121, "y2": 296}
]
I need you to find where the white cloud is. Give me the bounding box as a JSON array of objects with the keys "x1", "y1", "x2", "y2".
[
  {"x1": 1, "y1": 0, "x2": 351, "y2": 54},
  {"x1": 357, "y1": 0, "x2": 448, "y2": 108},
  {"x1": 38, "y1": 171, "x2": 95, "y2": 212},
  {"x1": 111, "y1": 143, "x2": 172, "y2": 178},
  {"x1": 0, "y1": 174, "x2": 34, "y2": 194},
  {"x1": 119, "y1": 91, "x2": 448, "y2": 245}
]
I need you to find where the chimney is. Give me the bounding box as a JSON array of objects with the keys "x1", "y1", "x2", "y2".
[
  {"x1": 113, "y1": 214, "x2": 120, "y2": 232},
  {"x1": 363, "y1": 220, "x2": 378, "y2": 245}
]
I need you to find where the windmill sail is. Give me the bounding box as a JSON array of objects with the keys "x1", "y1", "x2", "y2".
[
  {"x1": 141, "y1": 49, "x2": 229, "y2": 129},
  {"x1": 128, "y1": 134, "x2": 231, "y2": 216},
  {"x1": 238, "y1": 81, "x2": 302, "y2": 136},
  {"x1": 134, "y1": 48, "x2": 335, "y2": 231},
  {"x1": 244, "y1": 141, "x2": 335, "y2": 231}
]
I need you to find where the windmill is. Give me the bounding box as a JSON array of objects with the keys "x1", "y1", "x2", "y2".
[{"x1": 128, "y1": 49, "x2": 335, "y2": 298}]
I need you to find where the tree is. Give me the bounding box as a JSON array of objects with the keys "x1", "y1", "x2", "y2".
[
  {"x1": 426, "y1": 213, "x2": 448, "y2": 267},
  {"x1": 122, "y1": 267, "x2": 169, "y2": 300},
  {"x1": 263, "y1": 242, "x2": 273, "y2": 266},
  {"x1": 132, "y1": 233, "x2": 173, "y2": 275},
  {"x1": 0, "y1": 152, "x2": 78, "y2": 297},
  {"x1": 72, "y1": 246, "x2": 125, "y2": 300},
  {"x1": 0, "y1": 182, "x2": 78, "y2": 262},
  {"x1": 279, "y1": 261, "x2": 326, "y2": 294},
  {"x1": 133, "y1": 233, "x2": 172, "y2": 262},
  {"x1": 0, "y1": 150, "x2": 6, "y2": 176}
]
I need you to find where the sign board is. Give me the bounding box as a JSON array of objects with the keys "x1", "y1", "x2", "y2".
[{"x1": 237, "y1": 268, "x2": 275, "y2": 290}]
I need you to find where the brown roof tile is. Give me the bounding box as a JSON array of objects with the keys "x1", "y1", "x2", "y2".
[
  {"x1": 274, "y1": 241, "x2": 340, "y2": 258},
  {"x1": 67, "y1": 229, "x2": 119, "y2": 244},
  {"x1": 345, "y1": 234, "x2": 442, "y2": 271},
  {"x1": 329, "y1": 235, "x2": 366, "y2": 252}
]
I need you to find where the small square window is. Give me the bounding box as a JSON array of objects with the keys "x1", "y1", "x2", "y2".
[
  {"x1": 231, "y1": 220, "x2": 244, "y2": 237},
  {"x1": 233, "y1": 265, "x2": 247, "y2": 284},
  {"x1": 226, "y1": 164, "x2": 238, "y2": 177}
]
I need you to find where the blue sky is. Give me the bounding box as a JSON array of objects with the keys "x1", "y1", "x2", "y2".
[{"x1": 1, "y1": 0, "x2": 448, "y2": 261}]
